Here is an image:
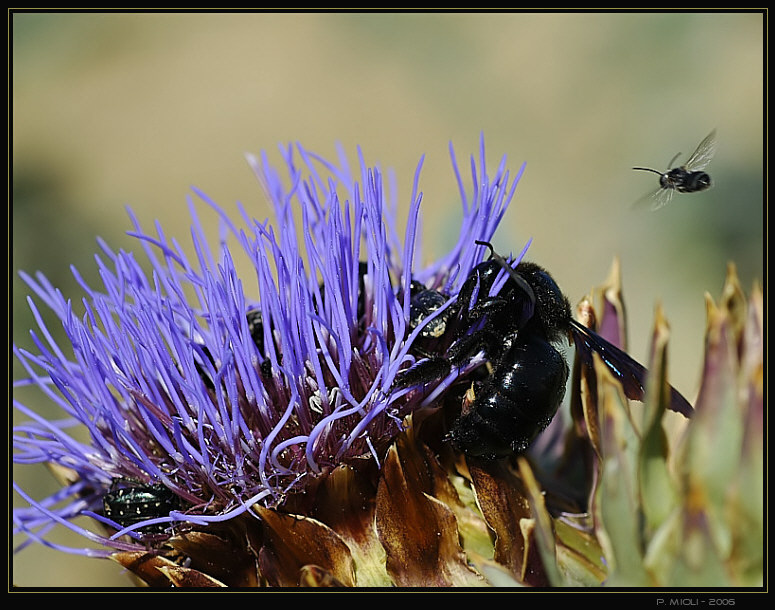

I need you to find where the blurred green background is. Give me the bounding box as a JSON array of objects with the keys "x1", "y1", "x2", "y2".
[{"x1": 11, "y1": 12, "x2": 763, "y2": 587}]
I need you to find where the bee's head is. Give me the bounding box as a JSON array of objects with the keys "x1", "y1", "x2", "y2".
[{"x1": 514, "y1": 262, "x2": 572, "y2": 343}]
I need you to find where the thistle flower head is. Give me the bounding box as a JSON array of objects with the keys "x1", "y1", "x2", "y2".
[
  {"x1": 14, "y1": 138, "x2": 761, "y2": 589},
  {"x1": 13, "y1": 136, "x2": 525, "y2": 561}
]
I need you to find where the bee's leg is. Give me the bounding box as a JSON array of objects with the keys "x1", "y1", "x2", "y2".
[
  {"x1": 391, "y1": 357, "x2": 452, "y2": 391},
  {"x1": 447, "y1": 328, "x2": 502, "y2": 368}
]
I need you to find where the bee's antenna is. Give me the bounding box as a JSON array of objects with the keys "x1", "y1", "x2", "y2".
[
  {"x1": 475, "y1": 240, "x2": 496, "y2": 258},
  {"x1": 666, "y1": 151, "x2": 682, "y2": 169},
  {"x1": 474, "y1": 240, "x2": 536, "y2": 306},
  {"x1": 632, "y1": 166, "x2": 664, "y2": 175}
]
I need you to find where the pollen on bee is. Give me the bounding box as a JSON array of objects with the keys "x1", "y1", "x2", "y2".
[{"x1": 461, "y1": 385, "x2": 477, "y2": 416}]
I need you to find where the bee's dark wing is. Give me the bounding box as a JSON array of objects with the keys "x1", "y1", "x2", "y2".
[
  {"x1": 569, "y1": 320, "x2": 694, "y2": 418},
  {"x1": 683, "y1": 129, "x2": 717, "y2": 172}
]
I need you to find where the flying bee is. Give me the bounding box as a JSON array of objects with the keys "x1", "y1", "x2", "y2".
[{"x1": 632, "y1": 130, "x2": 717, "y2": 211}]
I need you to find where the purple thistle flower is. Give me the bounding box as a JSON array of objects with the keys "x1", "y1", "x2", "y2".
[{"x1": 13, "y1": 136, "x2": 526, "y2": 557}]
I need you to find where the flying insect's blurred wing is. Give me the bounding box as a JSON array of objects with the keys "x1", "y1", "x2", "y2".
[
  {"x1": 569, "y1": 319, "x2": 694, "y2": 418},
  {"x1": 632, "y1": 185, "x2": 676, "y2": 212},
  {"x1": 683, "y1": 129, "x2": 717, "y2": 172}
]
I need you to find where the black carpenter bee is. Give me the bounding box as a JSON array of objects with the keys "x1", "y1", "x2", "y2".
[
  {"x1": 102, "y1": 479, "x2": 180, "y2": 534},
  {"x1": 632, "y1": 130, "x2": 717, "y2": 211},
  {"x1": 394, "y1": 241, "x2": 694, "y2": 459}
]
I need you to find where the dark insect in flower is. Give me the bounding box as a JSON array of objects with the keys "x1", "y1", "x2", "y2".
[
  {"x1": 408, "y1": 282, "x2": 449, "y2": 337},
  {"x1": 405, "y1": 280, "x2": 457, "y2": 359},
  {"x1": 632, "y1": 130, "x2": 717, "y2": 210},
  {"x1": 246, "y1": 308, "x2": 266, "y2": 347},
  {"x1": 317, "y1": 261, "x2": 371, "y2": 330},
  {"x1": 102, "y1": 480, "x2": 180, "y2": 535},
  {"x1": 246, "y1": 308, "x2": 278, "y2": 377},
  {"x1": 394, "y1": 241, "x2": 694, "y2": 459},
  {"x1": 193, "y1": 308, "x2": 277, "y2": 390}
]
